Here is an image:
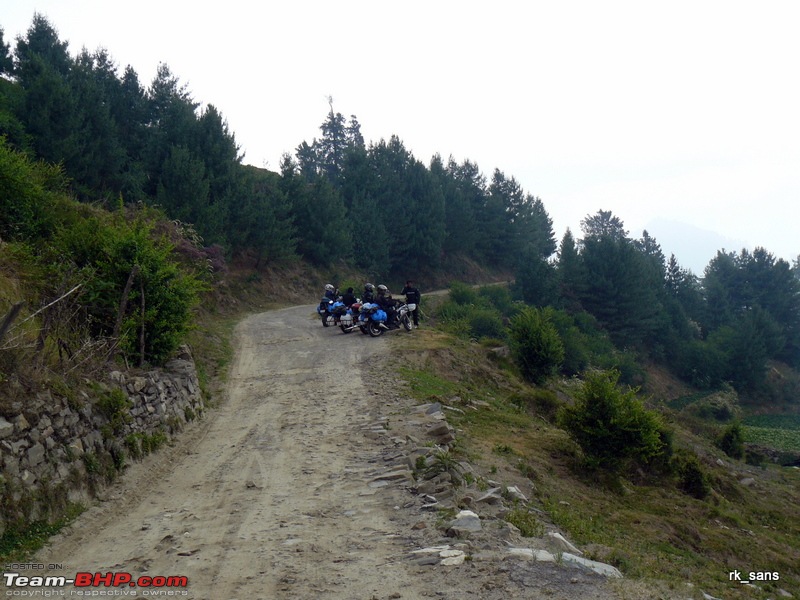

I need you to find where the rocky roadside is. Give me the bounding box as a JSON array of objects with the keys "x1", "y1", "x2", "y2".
[{"x1": 357, "y1": 351, "x2": 690, "y2": 600}]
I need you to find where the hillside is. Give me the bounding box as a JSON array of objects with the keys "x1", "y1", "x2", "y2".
[{"x1": 388, "y1": 291, "x2": 800, "y2": 600}]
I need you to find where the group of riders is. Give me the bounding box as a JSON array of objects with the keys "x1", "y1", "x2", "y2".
[{"x1": 323, "y1": 280, "x2": 420, "y2": 328}]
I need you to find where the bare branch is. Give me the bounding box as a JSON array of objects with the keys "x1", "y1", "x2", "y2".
[{"x1": 14, "y1": 284, "x2": 83, "y2": 329}]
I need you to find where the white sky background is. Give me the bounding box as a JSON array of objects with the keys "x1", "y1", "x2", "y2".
[{"x1": 4, "y1": 1, "x2": 799, "y2": 273}]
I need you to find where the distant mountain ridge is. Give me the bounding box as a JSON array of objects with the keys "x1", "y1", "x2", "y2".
[{"x1": 643, "y1": 217, "x2": 750, "y2": 275}]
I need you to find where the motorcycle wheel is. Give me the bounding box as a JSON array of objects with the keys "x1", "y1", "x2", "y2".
[
  {"x1": 340, "y1": 324, "x2": 353, "y2": 334},
  {"x1": 321, "y1": 314, "x2": 330, "y2": 327},
  {"x1": 359, "y1": 324, "x2": 369, "y2": 335},
  {"x1": 401, "y1": 314, "x2": 413, "y2": 332},
  {"x1": 368, "y1": 322, "x2": 384, "y2": 337}
]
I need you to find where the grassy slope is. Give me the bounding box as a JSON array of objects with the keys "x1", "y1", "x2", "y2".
[{"x1": 387, "y1": 321, "x2": 800, "y2": 599}]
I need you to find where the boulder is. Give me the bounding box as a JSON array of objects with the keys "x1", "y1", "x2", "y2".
[
  {"x1": 561, "y1": 553, "x2": 622, "y2": 578},
  {"x1": 447, "y1": 510, "x2": 482, "y2": 536}
]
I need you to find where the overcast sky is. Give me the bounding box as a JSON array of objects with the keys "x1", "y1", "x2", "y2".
[{"x1": 4, "y1": 1, "x2": 799, "y2": 273}]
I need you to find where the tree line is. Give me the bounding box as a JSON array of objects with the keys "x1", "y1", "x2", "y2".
[
  {"x1": 2, "y1": 15, "x2": 799, "y2": 397},
  {"x1": 0, "y1": 16, "x2": 548, "y2": 275}
]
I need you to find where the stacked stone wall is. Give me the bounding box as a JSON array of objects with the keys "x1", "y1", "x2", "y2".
[{"x1": 0, "y1": 346, "x2": 204, "y2": 531}]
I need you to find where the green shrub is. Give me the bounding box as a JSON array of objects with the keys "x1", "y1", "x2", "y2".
[
  {"x1": 671, "y1": 450, "x2": 710, "y2": 499},
  {"x1": 717, "y1": 421, "x2": 745, "y2": 460},
  {"x1": 468, "y1": 309, "x2": 505, "y2": 340},
  {"x1": 477, "y1": 285, "x2": 515, "y2": 316},
  {"x1": 74, "y1": 212, "x2": 203, "y2": 366},
  {"x1": 508, "y1": 306, "x2": 564, "y2": 384},
  {"x1": 0, "y1": 138, "x2": 63, "y2": 241},
  {"x1": 558, "y1": 369, "x2": 668, "y2": 472},
  {"x1": 96, "y1": 389, "x2": 132, "y2": 435},
  {"x1": 449, "y1": 281, "x2": 478, "y2": 305}
]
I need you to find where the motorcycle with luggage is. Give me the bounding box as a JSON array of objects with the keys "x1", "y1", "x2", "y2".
[{"x1": 365, "y1": 301, "x2": 415, "y2": 337}]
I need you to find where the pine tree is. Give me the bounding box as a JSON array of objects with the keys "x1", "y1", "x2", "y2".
[{"x1": 13, "y1": 14, "x2": 79, "y2": 167}]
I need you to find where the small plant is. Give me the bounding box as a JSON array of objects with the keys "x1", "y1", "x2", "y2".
[
  {"x1": 414, "y1": 455, "x2": 427, "y2": 473},
  {"x1": 125, "y1": 434, "x2": 143, "y2": 460},
  {"x1": 82, "y1": 452, "x2": 100, "y2": 474},
  {"x1": 96, "y1": 388, "x2": 132, "y2": 435},
  {"x1": 423, "y1": 447, "x2": 464, "y2": 486},
  {"x1": 493, "y1": 443, "x2": 514, "y2": 456},
  {"x1": 504, "y1": 508, "x2": 544, "y2": 537}
]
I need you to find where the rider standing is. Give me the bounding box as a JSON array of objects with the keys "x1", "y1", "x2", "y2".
[{"x1": 400, "y1": 279, "x2": 421, "y2": 327}]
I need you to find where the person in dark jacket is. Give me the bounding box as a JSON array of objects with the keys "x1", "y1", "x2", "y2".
[
  {"x1": 400, "y1": 280, "x2": 421, "y2": 327},
  {"x1": 341, "y1": 287, "x2": 357, "y2": 307},
  {"x1": 362, "y1": 283, "x2": 376, "y2": 303},
  {"x1": 375, "y1": 284, "x2": 399, "y2": 327}
]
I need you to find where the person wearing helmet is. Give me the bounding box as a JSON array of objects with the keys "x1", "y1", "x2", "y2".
[
  {"x1": 375, "y1": 284, "x2": 399, "y2": 327},
  {"x1": 324, "y1": 283, "x2": 338, "y2": 301},
  {"x1": 362, "y1": 283, "x2": 375, "y2": 303}
]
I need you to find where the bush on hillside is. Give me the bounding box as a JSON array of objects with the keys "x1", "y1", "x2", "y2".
[
  {"x1": 558, "y1": 369, "x2": 669, "y2": 472},
  {"x1": 717, "y1": 421, "x2": 745, "y2": 460},
  {"x1": 671, "y1": 450, "x2": 711, "y2": 499},
  {"x1": 448, "y1": 281, "x2": 479, "y2": 305},
  {"x1": 508, "y1": 306, "x2": 564, "y2": 385}
]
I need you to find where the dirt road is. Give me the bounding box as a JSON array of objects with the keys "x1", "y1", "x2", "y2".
[{"x1": 30, "y1": 304, "x2": 654, "y2": 599}]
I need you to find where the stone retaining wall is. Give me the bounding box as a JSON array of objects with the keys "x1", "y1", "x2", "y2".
[{"x1": 0, "y1": 346, "x2": 204, "y2": 531}]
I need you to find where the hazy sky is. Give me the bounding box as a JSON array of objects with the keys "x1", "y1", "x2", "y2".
[{"x1": 4, "y1": 1, "x2": 799, "y2": 273}]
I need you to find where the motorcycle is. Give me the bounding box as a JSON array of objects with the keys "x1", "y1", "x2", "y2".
[
  {"x1": 352, "y1": 302, "x2": 386, "y2": 336},
  {"x1": 339, "y1": 302, "x2": 364, "y2": 334},
  {"x1": 317, "y1": 298, "x2": 345, "y2": 327},
  {"x1": 366, "y1": 301, "x2": 415, "y2": 337}
]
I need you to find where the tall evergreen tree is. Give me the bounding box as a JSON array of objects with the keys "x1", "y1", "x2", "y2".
[
  {"x1": 114, "y1": 65, "x2": 150, "y2": 201},
  {"x1": 578, "y1": 213, "x2": 662, "y2": 348},
  {"x1": 280, "y1": 154, "x2": 351, "y2": 266},
  {"x1": 0, "y1": 27, "x2": 13, "y2": 75},
  {"x1": 438, "y1": 157, "x2": 482, "y2": 256},
  {"x1": 580, "y1": 209, "x2": 628, "y2": 241},
  {"x1": 68, "y1": 48, "x2": 127, "y2": 200},
  {"x1": 233, "y1": 165, "x2": 296, "y2": 266},
  {"x1": 368, "y1": 136, "x2": 444, "y2": 273},
  {"x1": 318, "y1": 98, "x2": 347, "y2": 183},
  {"x1": 13, "y1": 14, "x2": 79, "y2": 167},
  {"x1": 556, "y1": 228, "x2": 585, "y2": 312},
  {"x1": 144, "y1": 63, "x2": 199, "y2": 197}
]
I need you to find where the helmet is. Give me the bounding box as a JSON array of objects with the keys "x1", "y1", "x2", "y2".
[
  {"x1": 325, "y1": 284, "x2": 334, "y2": 292},
  {"x1": 377, "y1": 284, "x2": 388, "y2": 293},
  {"x1": 364, "y1": 283, "x2": 374, "y2": 291}
]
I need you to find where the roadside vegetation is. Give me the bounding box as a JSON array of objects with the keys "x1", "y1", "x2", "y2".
[{"x1": 393, "y1": 284, "x2": 800, "y2": 599}]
